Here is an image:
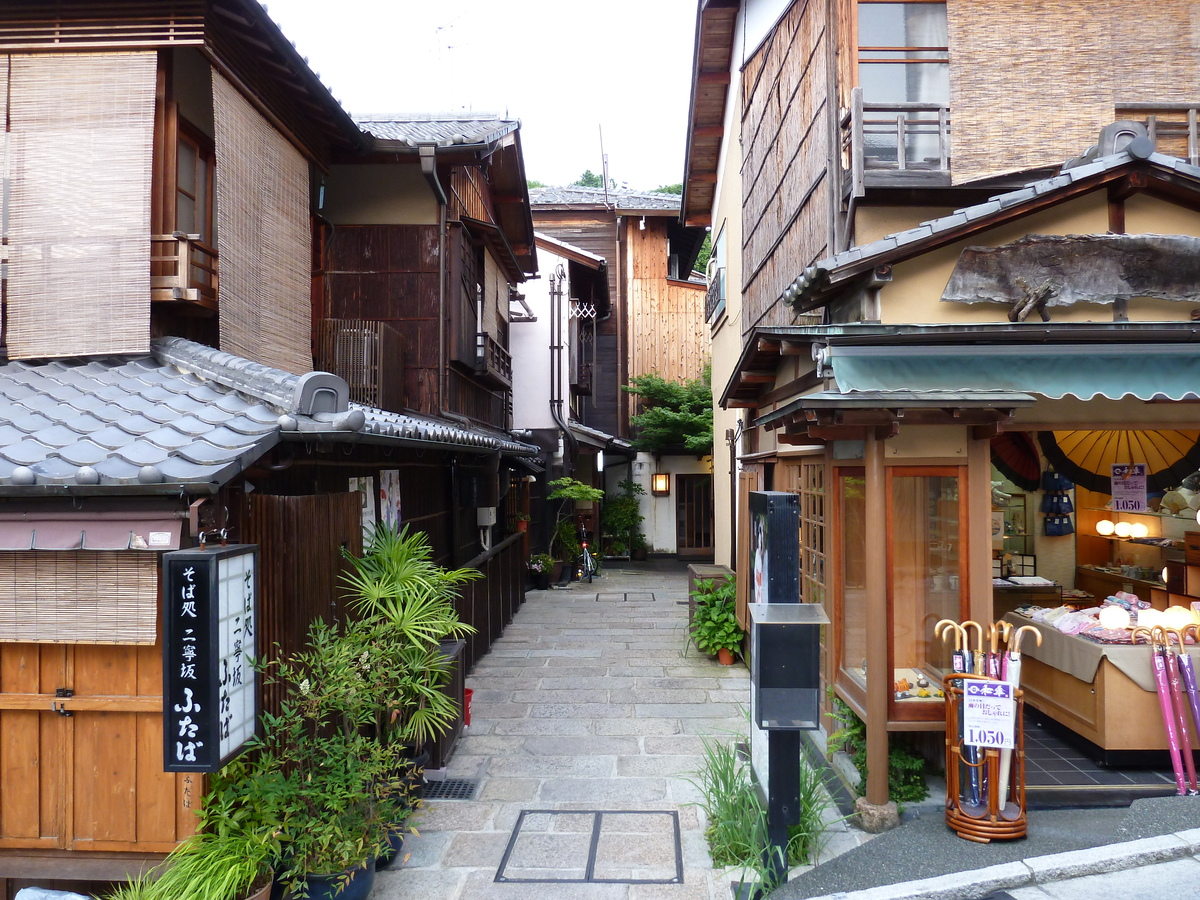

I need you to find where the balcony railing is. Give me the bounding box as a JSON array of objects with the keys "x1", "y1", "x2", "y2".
[
  {"x1": 571, "y1": 361, "x2": 593, "y2": 396},
  {"x1": 842, "y1": 87, "x2": 951, "y2": 198},
  {"x1": 151, "y1": 232, "x2": 218, "y2": 309},
  {"x1": 475, "y1": 331, "x2": 513, "y2": 390},
  {"x1": 315, "y1": 318, "x2": 405, "y2": 410},
  {"x1": 1116, "y1": 104, "x2": 1200, "y2": 166}
]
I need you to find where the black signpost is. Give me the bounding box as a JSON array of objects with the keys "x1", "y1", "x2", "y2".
[
  {"x1": 747, "y1": 491, "x2": 828, "y2": 887},
  {"x1": 162, "y1": 544, "x2": 259, "y2": 773}
]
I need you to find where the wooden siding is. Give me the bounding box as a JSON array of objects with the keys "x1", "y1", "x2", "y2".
[
  {"x1": 323, "y1": 224, "x2": 442, "y2": 415},
  {"x1": 625, "y1": 218, "x2": 707, "y2": 383},
  {"x1": 740, "y1": 0, "x2": 835, "y2": 334},
  {"x1": 948, "y1": 0, "x2": 1200, "y2": 184},
  {"x1": 449, "y1": 166, "x2": 493, "y2": 225},
  {"x1": 0, "y1": 3, "x2": 205, "y2": 52}
]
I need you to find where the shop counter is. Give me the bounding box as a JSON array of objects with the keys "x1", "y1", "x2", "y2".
[{"x1": 1000, "y1": 612, "x2": 1200, "y2": 753}]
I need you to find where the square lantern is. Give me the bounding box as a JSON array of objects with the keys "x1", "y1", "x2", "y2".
[
  {"x1": 749, "y1": 603, "x2": 829, "y2": 730},
  {"x1": 651, "y1": 472, "x2": 671, "y2": 496},
  {"x1": 162, "y1": 544, "x2": 259, "y2": 772}
]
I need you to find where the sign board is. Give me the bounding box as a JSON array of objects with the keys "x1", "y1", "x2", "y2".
[
  {"x1": 162, "y1": 544, "x2": 259, "y2": 772},
  {"x1": 748, "y1": 492, "x2": 800, "y2": 604},
  {"x1": 962, "y1": 680, "x2": 1015, "y2": 749},
  {"x1": 1110, "y1": 464, "x2": 1147, "y2": 513}
]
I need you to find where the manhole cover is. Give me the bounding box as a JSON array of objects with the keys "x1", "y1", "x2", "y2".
[
  {"x1": 594, "y1": 592, "x2": 656, "y2": 602},
  {"x1": 496, "y1": 809, "x2": 682, "y2": 884},
  {"x1": 422, "y1": 778, "x2": 478, "y2": 801}
]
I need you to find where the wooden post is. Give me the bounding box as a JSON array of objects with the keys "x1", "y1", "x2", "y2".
[
  {"x1": 864, "y1": 433, "x2": 890, "y2": 806},
  {"x1": 968, "y1": 437, "x2": 993, "y2": 626}
]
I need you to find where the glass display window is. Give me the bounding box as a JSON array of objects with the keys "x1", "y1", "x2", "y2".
[
  {"x1": 887, "y1": 466, "x2": 968, "y2": 720},
  {"x1": 836, "y1": 468, "x2": 868, "y2": 699}
]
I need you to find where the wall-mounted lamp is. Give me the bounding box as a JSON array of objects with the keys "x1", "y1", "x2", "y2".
[{"x1": 651, "y1": 473, "x2": 671, "y2": 496}]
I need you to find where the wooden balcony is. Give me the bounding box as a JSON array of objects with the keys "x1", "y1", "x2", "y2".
[
  {"x1": 151, "y1": 232, "x2": 218, "y2": 310},
  {"x1": 475, "y1": 331, "x2": 512, "y2": 390},
  {"x1": 842, "y1": 87, "x2": 951, "y2": 197},
  {"x1": 315, "y1": 318, "x2": 405, "y2": 410},
  {"x1": 1116, "y1": 104, "x2": 1200, "y2": 166}
]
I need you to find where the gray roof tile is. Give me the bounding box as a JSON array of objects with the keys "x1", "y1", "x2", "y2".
[
  {"x1": 529, "y1": 185, "x2": 682, "y2": 211},
  {"x1": 0, "y1": 337, "x2": 539, "y2": 492},
  {"x1": 353, "y1": 115, "x2": 518, "y2": 148}
]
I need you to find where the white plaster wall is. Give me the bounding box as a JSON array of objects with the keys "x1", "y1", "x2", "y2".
[
  {"x1": 633, "y1": 452, "x2": 712, "y2": 553},
  {"x1": 321, "y1": 165, "x2": 438, "y2": 225},
  {"x1": 511, "y1": 254, "x2": 565, "y2": 432}
]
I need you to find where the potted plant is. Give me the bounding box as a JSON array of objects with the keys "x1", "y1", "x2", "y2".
[
  {"x1": 100, "y1": 831, "x2": 275, "y2": 900},
  {"x1": 511, "y1": 511, "x2": 531, "y2": 533},
  {"x1": 528, "y1": 553, "x2": 556, "y2": 590},
  {"x1": 630, "y1": 530, "x2": 649, "y2": 561},
  {"x1": 601, "y1": 479, "x2": 644, "y2": 557},
  {"x1": 689, "y1": 577, "x2": 744, "y2": 664}
]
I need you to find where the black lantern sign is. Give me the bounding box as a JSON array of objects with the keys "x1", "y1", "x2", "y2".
[{"x1": 162, "y1": 544, "x2": 258, "y2": 772}]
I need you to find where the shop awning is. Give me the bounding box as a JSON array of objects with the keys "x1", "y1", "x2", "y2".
[
  {"x1": 0, "y1": 511, "x2": 183, "y2": 551},
  {"x1": 828, "y1": 344, "x2": 1200, "y2": 401}
]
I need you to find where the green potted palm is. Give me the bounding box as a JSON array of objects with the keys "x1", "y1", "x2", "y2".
[{"x1": 690, "y1": 577, "x2": 744, "y2": 664}]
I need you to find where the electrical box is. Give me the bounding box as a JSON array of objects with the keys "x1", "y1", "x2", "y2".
[
  {"x1": 749, "y1": 603, "x2": 828, "y2": 730},
  {"x1": 476, "y1": 507, "x2": 497, "y2": 527}
]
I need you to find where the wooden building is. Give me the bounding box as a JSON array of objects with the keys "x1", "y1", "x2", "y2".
[
  {"x1": 527, "y1": 187, "x2": 712, "y2": 558},
  {"x1": 683, "y1": 0, "x2": 1200, "y2": 814},
  {"x1": 0, "y1": 2, "x2": 538, "y2": 891}
]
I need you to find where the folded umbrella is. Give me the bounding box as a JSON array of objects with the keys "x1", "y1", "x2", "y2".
[
  {"x1": 1133, "y1": 626, "x2": 1187, "y2": 795},
  {"x1": 996, "y1": 624, "x2": 1040, "y2": 812},
  {"x1": 1160, "y1": 626, "x2": 1198, "y2": 794}
]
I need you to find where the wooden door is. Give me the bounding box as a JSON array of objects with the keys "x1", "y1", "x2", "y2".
[
  {"x1": 0, "y1": 641, "x2": 195, "y2": 854},
  {"x1": 676, "y1": 474, "x2": 714, "y2": 561}
]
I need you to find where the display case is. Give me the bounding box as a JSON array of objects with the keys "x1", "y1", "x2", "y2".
[{"x1": 1000, "y1": 492, "x2": 1032, "y2": 556}]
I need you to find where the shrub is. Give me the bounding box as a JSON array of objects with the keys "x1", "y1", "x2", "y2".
[
  {"x1": 828, "y1": 697, "x2": 929, "y2": 806},
  {"x1": 689, "y1": 578, "x2": 744, "y2": 656}
]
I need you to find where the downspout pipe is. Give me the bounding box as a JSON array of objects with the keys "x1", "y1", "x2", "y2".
[
  {"x1": 420, "y1": 143, "x2": 449, "y2": 416},
  {"x1": 548, "y1": 264, "x2": 578, "y2": 469}
]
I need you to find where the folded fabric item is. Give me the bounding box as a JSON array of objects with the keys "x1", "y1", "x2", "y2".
[
  {"x1": 1078, "y1": 628, "x2": 1136, "y2": 645},
  {"x1": 1041, "y1": 606, "x2": 1074, "y2": 624},
  {"x1": 1009, "y1": 576, "x2": 1056, "y2": 585},
  {"x1": 1013, "y1": 604, "x2": 1045, "y2": 618},
  {"x1": 1054, "y1": 609, "x2": 1100, "y2": 634}
]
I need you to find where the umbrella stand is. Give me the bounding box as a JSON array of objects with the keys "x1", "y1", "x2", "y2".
[
  {"x1": 960, "y1": 620, "x2": 986, "y2": 808},
  {"x1": 1133, "y1": 626, "x2": 1187, "y2": 795}
]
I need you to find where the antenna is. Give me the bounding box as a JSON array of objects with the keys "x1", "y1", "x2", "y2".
[{"x1": 599, "y1": 125, "x2": 610, "y2": 207}]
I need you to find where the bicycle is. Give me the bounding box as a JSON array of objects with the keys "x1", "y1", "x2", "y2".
[{"x1": 577, "y1": 527, "x2": 598, "y2": 583}]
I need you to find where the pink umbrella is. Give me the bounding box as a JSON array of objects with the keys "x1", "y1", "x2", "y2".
[
  {"x1": 1133, "y1": 626, "x2": 1187, "y2": 795},
  {"x1": 1160, "y1": 626, "x2": 1198, "y2": 794}
]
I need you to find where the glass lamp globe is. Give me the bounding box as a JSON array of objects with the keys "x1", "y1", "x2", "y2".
[
  {"x1": 1096, "y1": 519, "x2": 1116, "y2": 536},
  {"x1": 1113, "y1": 521, "x2": 1132, "y2": 538},
  {"x1": 1130, "y1": 522, "x2": 1150, "y2": 539}
]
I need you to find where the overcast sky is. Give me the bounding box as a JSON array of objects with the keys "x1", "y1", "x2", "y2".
[{"x1": 263, "y1": 0, "x2": 698, "y2": 191}]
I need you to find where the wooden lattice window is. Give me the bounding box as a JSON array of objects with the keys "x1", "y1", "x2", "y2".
[
  {"x1": 0, "y1": 551, "x2": 159, "y2": 644},
  {"x1": 800, "y1": 460, "x2": 826, "y2": 605}
]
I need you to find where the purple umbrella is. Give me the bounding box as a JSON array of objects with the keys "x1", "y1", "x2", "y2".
[{"x1": 1133, "y1": 626, "x2": 1187, "y2": 795}]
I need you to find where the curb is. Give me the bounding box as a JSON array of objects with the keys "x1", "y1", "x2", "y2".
[{"x1": 795, "y1": 828, "x2": 1200, "y2": 900}]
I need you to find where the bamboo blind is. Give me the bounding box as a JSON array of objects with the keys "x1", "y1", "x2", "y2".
[
  {"x1": 212, "y1": 73, "x2": 312, "y2": 375},
  {"x1": 948, "y1": 0, "x2": 1200, "y2": 184},
  {"x1": 0, "y1": 551, "x2": 158, "y2": 644},
  {"x1": 6, "y1": 51, "x2": 155, "y2": 359}
]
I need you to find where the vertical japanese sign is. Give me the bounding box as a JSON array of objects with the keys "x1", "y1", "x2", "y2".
[
  {"x1": 162, "y1": 544, "x2": 258, "y2": 772},
  {"x1": 1110, "y1": 464, "x2": 1147, "y2": 513}
]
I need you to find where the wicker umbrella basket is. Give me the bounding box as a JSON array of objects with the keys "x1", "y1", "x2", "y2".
[{"x1": 943, "y1": 674, "x2": 1028, "y2": 843}]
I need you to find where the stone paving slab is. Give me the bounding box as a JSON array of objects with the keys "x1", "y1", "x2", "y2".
[{"x1": 370, "y1": 563, "x2": 867, "y2": 900}]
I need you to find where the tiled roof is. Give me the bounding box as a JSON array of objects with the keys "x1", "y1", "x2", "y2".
[
  {"x1": 782, "y1": 148, "x2": 1200, "y2": 311},
  {"x1": 529, "y1": 186, "x2": 682, "y2": 211},
  {"x1": 353, "y1": 114, "x2": 518, "y2": 148},
  {"x1": 0, "y1": 338, "x2": 537, "y2": 494}
]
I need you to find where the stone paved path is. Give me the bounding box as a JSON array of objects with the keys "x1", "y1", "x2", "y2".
[{"x1": 371, "y1": 561, "x2": 755, "y2": 899}]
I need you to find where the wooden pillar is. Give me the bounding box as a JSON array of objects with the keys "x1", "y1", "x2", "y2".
[
  {"x1": 968, "y1": 436, "x2": 993, "y2": 625},
  {"x1": 864, "y1": 432, "x2": 890, "y2": 806}
]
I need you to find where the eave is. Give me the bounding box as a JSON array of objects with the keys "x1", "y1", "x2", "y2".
[{"x1": 681, "y1": 0, "x2": 739, "y2": 228}]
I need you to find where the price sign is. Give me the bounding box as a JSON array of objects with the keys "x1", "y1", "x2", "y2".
[
  {"x1": 962, "y1": 681, "x2": 1014, "y2": 749},
  {"x1": 1110, "y1": 464, "x2": 1147, "y2": 513}
]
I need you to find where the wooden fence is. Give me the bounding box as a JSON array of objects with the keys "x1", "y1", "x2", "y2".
[{"x1": 457, "y1": 533, "x2": 526, "y2": 669}]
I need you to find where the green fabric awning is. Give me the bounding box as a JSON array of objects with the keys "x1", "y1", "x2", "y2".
[{"x1": 829, "y1": 344, "x2": 1200, "y2": 401}]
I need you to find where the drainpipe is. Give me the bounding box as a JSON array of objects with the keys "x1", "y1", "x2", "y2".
[
  {"x1": 548, "y1": 263, "x2": 578, "y2": 469},
  {"x1": 419, "y1": 143, "x2": 449, "y2": 415}
]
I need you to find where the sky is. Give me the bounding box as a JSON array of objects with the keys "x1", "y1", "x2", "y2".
[{"x1": 263, "y1": 0, "x2": 699, "y2": 192}]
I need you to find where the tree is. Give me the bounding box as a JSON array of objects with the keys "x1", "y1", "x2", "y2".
[
  {"x1": 623, "y1": 367, "x2": 713, "y2": 454},
  {"x1": 527, "y1": 179, "x2": 545, "y2": 189},
  {"x1": 694, "y1": 232, "x2": 713, "y2": 276},
  {"x1": 573, "y1": 170, "x2": 604, "y2": 188},
  {"x1": 652, "y1": 183, "x2": 683, "y2": 195}
]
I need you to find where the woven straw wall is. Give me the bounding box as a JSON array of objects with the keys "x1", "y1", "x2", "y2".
[
  {"x1": 7, "y1": 52, "x2": 155, "y2": 360},
  {"x1": 213, "y1": 73, "x2": 312, "y2": 375},
  {"x1": 948, "y1": 0, "x2": 1200, "y2": 184},
  {"x1": 0, "y1": 551, "x2": 158, "y2": 644}
]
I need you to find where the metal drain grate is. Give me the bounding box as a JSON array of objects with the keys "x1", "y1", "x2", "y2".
[
  {"x1": 422, "y1": 778, "x2": 478, "y2": 801},
  {"x1": 496, "y1": 809, "x2": 682, "y2": 884},
  {"x1": 594, "y1": 592, "x2": 656, "y2": 602}
]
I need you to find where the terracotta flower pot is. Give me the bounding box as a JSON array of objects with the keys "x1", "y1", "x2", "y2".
[{"x1": 717, "y1": 647, "x2": 736, "y2": 666}]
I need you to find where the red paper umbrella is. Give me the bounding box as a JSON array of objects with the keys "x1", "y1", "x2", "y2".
[{"x1": 990, "y1": 432, "x2": 1041, "y2": 491}]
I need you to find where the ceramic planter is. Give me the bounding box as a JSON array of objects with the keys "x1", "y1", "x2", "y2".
[
  {"x1": 717, "y1": 647, "x2": 736, "y2": 666},
  {"x1": 374, "y1": 822, "x2": 408, "y2": 870},
  {"x1": 279, "y1": 862, "x2": 375, "y2": 900}
]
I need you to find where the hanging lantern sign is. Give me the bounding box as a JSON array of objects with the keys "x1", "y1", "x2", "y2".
[{"x1": 162, "y1": 544, "x2": 259, "y2": 772}]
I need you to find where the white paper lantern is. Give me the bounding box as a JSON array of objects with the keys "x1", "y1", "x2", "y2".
[
  {"x1": 1114, "y1": 521, "x2": 1133, "y2": 538},
  {"x1": 1096, "y1": 519, "x2": 1116, "y2": 536},
  {"x1": 1098, "y1": 606, "x2": 1131, "y2": 630},
  {"x1": 1130, "y1": 522, "x2": 1150, "y2": 539},
  {"x1": 1137, "y1": 608, "x2": 1161, "y2": 629}
]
